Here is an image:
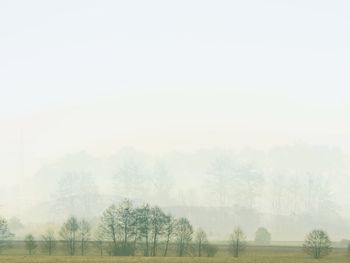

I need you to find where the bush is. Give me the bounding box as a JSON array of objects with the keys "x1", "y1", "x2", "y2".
[{"x1": 205, "y1": 243, "x2": 219, "y2": 257}]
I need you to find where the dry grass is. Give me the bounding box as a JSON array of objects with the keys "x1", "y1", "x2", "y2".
[
  {"x1": 0, "y1": 253, "x2": 348, "y2": 263},
  {"x1": 1, "y1": 245, "x2": 348, "y2": 262}
]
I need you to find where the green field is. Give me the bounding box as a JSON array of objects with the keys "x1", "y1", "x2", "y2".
[
  {"x1": 0, "y1": 248, "x2": 348, "y2": 263},
  {"x1": 0, "y1": 254, "x2": 348, "y2": 263}
]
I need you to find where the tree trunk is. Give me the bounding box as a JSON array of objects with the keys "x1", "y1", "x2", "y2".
[
  {"x1": 145, "y1": 235, "x2": 149, "y2": 256},
  {"x1": 152, "y1": 232, "x2": 157, "y2": 256},
  {"x1": 163, "y1": 235, "x2": 170, "y2": 256},
  {"x1": 198, "y1": 240, "x2": 201, "y2": 257}
]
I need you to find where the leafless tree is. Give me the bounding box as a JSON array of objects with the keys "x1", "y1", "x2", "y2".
[
  {"x1": 163, "y1": 214, "x2": 176, "y2": 256},
  {"x1": 175, "y1": 218, "x2": 193, "y2": 257},
  {"x1": 230, "y1": 227, "x2": 246, "y2": 257},
  {"x1": 98, "y1": 205, "x2": 119, "y2": 255},
  {"x1": 150, "y1": 206, "x2": 167, "y2": 256},
  {"x1": 78, "y1": 219, "x2": 91, "y2": 256},
  {"x1": 94, "y1": 229, "x2": 105, "y2": 256},
  {"x1": 303, "y1": 229, "x2": 332, "y2": 259},
  {"x1": 24, "y1": 234, "x2": 37, "y2": 255},
  {"x1": 135, "y1": 204, "x2": 151, "y2": 256},
  {"x1": 195, "y1": 228, "x2": 208, "y2": 257},
  {"x1": 116, "y1": 199, "x2": 135, "y2": 255},
  {"x1": 42, "y1": 229, "x2": 56, "y2": 256},
  {"x1": 60, "y1": 216, "x2": 79, "y2": 255},
  {"x1": 0, "y1": 217, "x2": 13, "y2": 254}
]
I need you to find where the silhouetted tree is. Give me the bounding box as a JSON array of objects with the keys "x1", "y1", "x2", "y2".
[
  {"x1": 98, "y1": 205, "x2": 119, "y2": 255},
  {"x1": 78, "y1": 219, "x2": 91, "y2": 256},
  {"x1": 135, "y1": 204, "x2": 151, "y2": 256},
  {"x1": 94, "y1": 229, "x2": 105, "y2": 256},
  {"x1": 24, "y1": 234, "x2": 37, "y2": 255},
  {"x1": 60, "y1": 216, "x2": 79, "y2": 255},
  {"x1": 42, "y1": 229, "x2": 56, "y2": 256},
  {"x1": 175, "y1": 218, "x2": 193, "y2": 257},
  {"x1": 116, "y1": 199, "x2": 135, "y2": 255},
  {"x1": 230, "y1": 227, "x2": 246, "y2": 257},
  {"x1": 0, "y1": 217, "x2": 13, "y2": 254},
  {"x1": 303, "y1": 229, "x2": 332, "y2": 259},
  {"x1": 195, "y1": 228, "x2": 208, "y2": 257},
  {"x1": 97, "y1": 200, "x2": 192, "y2": 257},
  {"x1": 150, "y1": 206, "x2": 167, "y2": 256},
  {"x1": 163, "y1": 214, "x2": 176, "y2": 256}
]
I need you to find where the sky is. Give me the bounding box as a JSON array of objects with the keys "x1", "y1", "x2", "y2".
[{"x1": 1, "y1": 0, "x2": 350, "y2": 183}]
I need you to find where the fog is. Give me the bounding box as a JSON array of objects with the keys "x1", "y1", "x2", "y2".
[{"x1": 1, "y1": 0, "x2": 350, "y2": 242}]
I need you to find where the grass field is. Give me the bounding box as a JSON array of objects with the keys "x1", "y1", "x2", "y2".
[
  {"x1": 1, "y1": 243, "x2": 348, "y2": 262},
  {"x1": 0, "y1": 254, "x2": 348, "y2": 263},
  {"x1": 0, "y1": 249, "x2": 348, "y2": 263}
]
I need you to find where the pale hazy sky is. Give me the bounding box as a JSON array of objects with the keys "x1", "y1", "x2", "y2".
[{"x1": 1, "y1": 0, "x2": 350, "y2": 181}]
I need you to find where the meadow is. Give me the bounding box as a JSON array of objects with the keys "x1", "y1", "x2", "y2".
[
  {"x1": 0, "y1": 254, "x2": 348, "y2": 263},
  {"x1": 0, "y1": 245, "x2": 348, "y2": 263}
]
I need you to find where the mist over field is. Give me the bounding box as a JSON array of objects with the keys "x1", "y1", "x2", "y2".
[
  {"x1": 1, "y1": 144, "x2": 350, "y2": 241},
  {"x1": 1, "y1": 0, "x2": 350, "y2": 251}
]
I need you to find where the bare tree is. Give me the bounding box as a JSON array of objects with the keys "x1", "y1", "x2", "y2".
[
  {"x1": 116, "y1": 199, "x2": 135, "y2": 255},
  {"x1": 99, "y1": 205, "x2": 119, "y2": 255},
  {"x1": 163, "y1": 214, "x2": 176, "y2": 256},
  {"x1": 24, "y1": 234, "x2": 37, "y2": 255},
  {"x1": 42, "y1": 229, "x2": 56, "y2": 256},
  {"x1": 94, "y1": 229, "x2": 105, "y2": 256},
  {"x1": 230, "y1": 227, "x2": 246, "y2": 257},
  {"x1": 303, "y1": 229, "x2": 332, "y2": 259},
  {"x1": 78, "y1": 219, "x2": 91, "y2": 256},
  {"x1": 60, "y1": 216, "x2": 79, "y2": 256},
  {"x1": 135, "y1": 204, "x2": 151, "y2": 256},
  {"x1": 97, "y1": 200, "x2": 193, "y2": 258},
  {"x1": 150, "y1": 206, "x2": 167, "y2": 256},
  {"x1": 195, "y1": 228, "x2": 208, "y2": 257},
  {"x1": 175, "y1": 218, "x2": 193, "y2": 257},
  {"x1": 0, "y1": 217, "x2": 13, "y2": 254}
]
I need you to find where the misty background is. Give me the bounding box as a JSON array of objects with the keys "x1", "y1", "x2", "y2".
[{"x1": 1, "y1": 0, "x2": 350, "y2": 242}]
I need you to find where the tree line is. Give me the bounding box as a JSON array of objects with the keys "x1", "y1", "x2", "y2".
[
  {"x1": 95, "y1": 199, "x2": 203, "y2": 256},
  {"x1": 0, "y1": 200, "x2": 348, "y2": 259},
  {"x1": 0, "y1": 199, "x2": 217, "y2": 257}
]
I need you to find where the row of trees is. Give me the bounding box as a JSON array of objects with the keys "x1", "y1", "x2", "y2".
[
  {"x1": 0, "y1": 205, "x2": 343, "y2": 259},
  {"x1": 229, "y1": 227, "x2": 334, "y2": 259},
  {"x1": 96, "y1": 199, "x2": 215, "y2": 256},
  {"x1": 17, "y1": 200, "x2": 216, "y2": 257},
  {"x1": 19, "y1": 226, "x2": 339, "y2": 259}
]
